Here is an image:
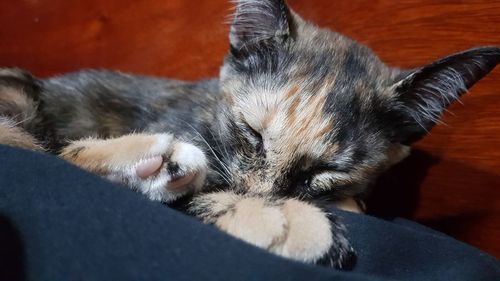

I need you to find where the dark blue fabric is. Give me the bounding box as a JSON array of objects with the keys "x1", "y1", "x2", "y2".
[{"x1": 0, "y1": 145, "x2": 498, "y2": 281}]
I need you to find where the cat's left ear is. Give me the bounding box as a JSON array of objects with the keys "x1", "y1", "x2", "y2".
[
  {"x1": 389, "y1": 46, "x2": 500, "y2": 144},
  {"x1": 229, "y1": 0, "x2": 294, "y2": 56}
]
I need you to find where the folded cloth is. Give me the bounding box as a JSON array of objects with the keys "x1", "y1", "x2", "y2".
[{"x1": 0, "y1": 145, "x2": 498, "y2": 281}]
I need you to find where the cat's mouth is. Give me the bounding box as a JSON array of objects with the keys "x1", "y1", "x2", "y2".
[{"x1": 334, "y1": 198, "x2": 364, "y2": 214}]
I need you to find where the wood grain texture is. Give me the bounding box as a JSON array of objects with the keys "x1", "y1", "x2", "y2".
[{"x1": 1, "y1": 0, "x2": 499, "y2": 257}]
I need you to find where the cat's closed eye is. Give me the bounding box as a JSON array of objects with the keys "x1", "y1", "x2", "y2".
[
  {"x1": 240, "y1": 119, "x2": 264, "y2": 153},
  {"x1": 291, "y1": 164, "x2": 353, "y2": 197},
  {"x1": 310, "y1": 170, "x2": 351, "y2": 189}
]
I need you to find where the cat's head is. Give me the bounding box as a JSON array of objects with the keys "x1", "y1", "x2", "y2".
[{"x1": 214, "y1": 0, "x2": 500, "y2": 199}]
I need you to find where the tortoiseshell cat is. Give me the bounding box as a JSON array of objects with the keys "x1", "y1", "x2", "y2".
[{"x1": 1, "y1": 0, "x2": 499, "y2": 268}]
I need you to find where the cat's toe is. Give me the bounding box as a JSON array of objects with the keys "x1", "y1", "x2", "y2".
[
  {"x1": 167, "y1": 171, "x2": 196, "y2": 191},
  {"x1": 276, "y1": 200, "x2": 356, "y2": 268},
  {"x1": 168, "y1": 141, "x2": 207, "y2": 191}
]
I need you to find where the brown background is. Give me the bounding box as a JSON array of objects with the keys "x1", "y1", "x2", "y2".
[{"x1": 1, "y1": 0, "x2": 499, "y2": 257}]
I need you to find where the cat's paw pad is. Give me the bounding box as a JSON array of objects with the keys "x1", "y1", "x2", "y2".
[{"x1": 135, "y1": 155, "x2": 165, "y2": 179}]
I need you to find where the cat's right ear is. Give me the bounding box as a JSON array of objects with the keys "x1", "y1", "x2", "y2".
[
  {"x1": 229, "y1": 0, "x2": 294, "y2": 56},
  {"x1": 388, "y1": 46, "x2": 500, "y2": 145}
]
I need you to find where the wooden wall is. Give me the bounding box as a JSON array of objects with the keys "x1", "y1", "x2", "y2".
[{"x1": 1, "y1": 0, "x2": 499, "y2": 257}]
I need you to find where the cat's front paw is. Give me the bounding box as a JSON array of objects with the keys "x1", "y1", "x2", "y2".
[
  {"x1": 119, "y1": 135, "x2": 208, "y2": 202},
  {"x1": 61, "y1": 133, "x2": 207, "y2": 202},
  {"x1": 191, "y1": 193, "x2": 355, "y2": 268},
  {"x1": 276, "y1": 199, "x2": 355, "y2": 269}
]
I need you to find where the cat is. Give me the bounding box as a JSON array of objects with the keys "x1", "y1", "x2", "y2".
[{"x1": 0, "y1": 0, "x2": 499, "y2": 269}]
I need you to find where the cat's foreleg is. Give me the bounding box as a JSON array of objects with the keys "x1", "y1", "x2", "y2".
[
  {"x1": 189, "y1": 191, "x2": 356, "y2": 268},
  {"x1": 60, "y1": 133, "x2": 208, "y2": 202},
  {"x1": 0, "y1": 69, "x2": 44, "y2": 150},
  {"x1": 0, "y1": 117, "x2": 43, "y2": 150}
]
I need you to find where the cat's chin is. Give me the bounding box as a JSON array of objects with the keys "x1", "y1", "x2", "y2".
[{"x1": 335, "y1": 198, "x2": 364, "y2": 214}]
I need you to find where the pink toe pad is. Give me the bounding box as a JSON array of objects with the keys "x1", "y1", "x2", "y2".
[{"x1": 136, "y1": 156, "x2": 164, "y2": 179}]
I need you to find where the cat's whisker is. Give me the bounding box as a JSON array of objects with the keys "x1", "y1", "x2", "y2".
[
  {"x1": 193, "y1": 128, "x2": 232, "y2": 177},
  {"x1": 166, "y1": 116, "x2": 233, "y2": 182},
  {"x1": 215, "y1": 123, "x2": 232, "y2": 166},
  {"x1": 201, "y1": 121, "x2": 231, "y2": 164},
  {"x1": 8, "y1": 113, "x2": 33, "y2": 127},
  {"x1": 209, "y1": 168, "x2": 231, "y2": 185},
  {"x1": 181, "y1": 122, "x2": 233, "y2": 183}
]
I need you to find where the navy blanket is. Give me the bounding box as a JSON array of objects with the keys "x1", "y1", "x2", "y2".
[{"x1": 0, "y1": 146, "x2": 498, "y2": 281}]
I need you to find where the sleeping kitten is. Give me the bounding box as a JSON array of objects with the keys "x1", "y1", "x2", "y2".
[{"x1": 1, "y1": 0, "x2": 499, "y2": 269}]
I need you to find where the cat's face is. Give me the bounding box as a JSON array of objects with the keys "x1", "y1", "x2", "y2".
[{"x1": 214, "y1": 0, "x2": 499, "y2": 199}]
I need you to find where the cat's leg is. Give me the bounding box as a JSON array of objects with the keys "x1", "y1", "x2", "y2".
[
  {"x1": 60, "y1": 133, "x2": 207, "y2": 202},
  {"x1": 0, "y1": 68, "x2": 44, "y2": 150},
  {"x1": 0, "y1": 117, "x2": 43, "y2": 150},
  {"x1": 190, "y1": 192, "x2": 355, "y2": 268}
]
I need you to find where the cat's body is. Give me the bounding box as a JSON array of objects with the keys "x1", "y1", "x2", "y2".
[
  {"x1": 1, "y1": 66, "x2": 358, "y2": 266},
  {"x1": 31, "y1": 71, "x2": 219, "y2": 147},
  {"x1": 1, "y1": 0, "x2": 499, "y2": 269}
]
